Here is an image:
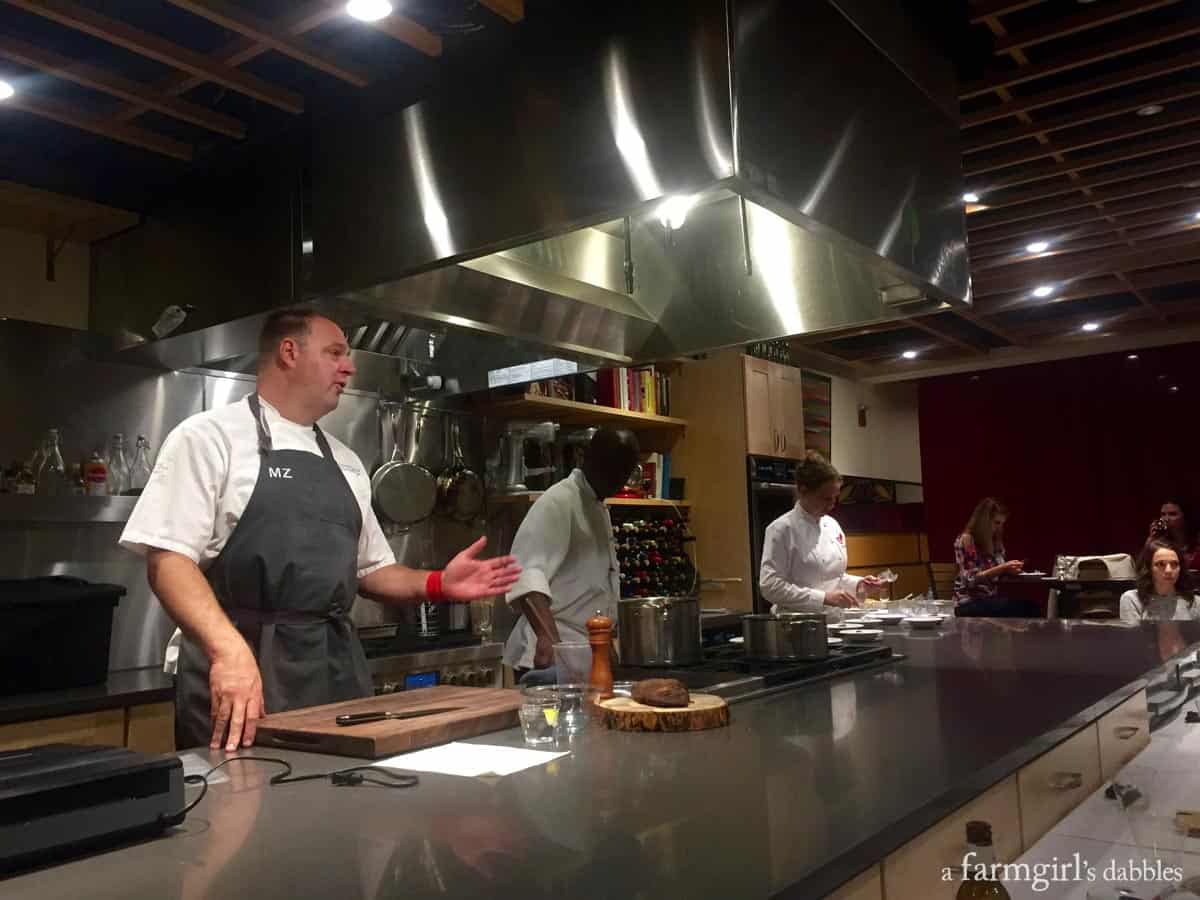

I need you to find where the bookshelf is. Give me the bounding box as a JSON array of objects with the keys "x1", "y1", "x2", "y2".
[{"x1": 479, "y1": 393, "x2": 687, "y2": 453}]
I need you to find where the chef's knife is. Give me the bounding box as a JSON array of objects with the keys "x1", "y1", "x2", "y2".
[{"x1": 336, "y1": 707, "x2": 465, "y2": 726}]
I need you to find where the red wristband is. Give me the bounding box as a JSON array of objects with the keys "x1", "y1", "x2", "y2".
[{"x1": 425, "y1": 570, "x2": 444, "y2": 602}]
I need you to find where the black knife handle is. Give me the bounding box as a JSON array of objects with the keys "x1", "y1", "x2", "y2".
[{"x1": 336, "y1": 712, "x2": 386, "y2": 726}]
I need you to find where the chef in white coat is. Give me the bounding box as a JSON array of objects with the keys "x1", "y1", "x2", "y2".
[
  {"x1": 502, "y1": 427, "x2": 640, "y2": 682},
  {"x1": 759, "y1": 451, "x2": 879, "y2": 613}
]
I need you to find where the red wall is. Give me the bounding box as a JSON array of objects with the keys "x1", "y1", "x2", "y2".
[{"x1": 918, "y1": 343, "x2": 1200, "y2": 571}]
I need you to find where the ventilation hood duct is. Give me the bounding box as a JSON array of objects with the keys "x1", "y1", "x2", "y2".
[{"x1": 307, "y1": 0, "x2": 968, "y2": 371}]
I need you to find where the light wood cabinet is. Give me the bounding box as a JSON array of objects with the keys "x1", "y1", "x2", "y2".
[
  {"x1": 1017, "y1": 724, "x2": 1101, "y2": 850},
  {"x1": 742, "y1": 355, "x2": 806, "y2": 460},
  {"x1": 1097, "y1": 689, "x2": 1150, "y2": 780},
  {"x1": 823, "y1": 865, "x2": 883, "y2": 900},
  {"x1": 126, "y1": 702, "x2": 176, "y2": 755},
  {"x1": 0, "y1": 709, "x2": 126, "y2": 752},
  {"x1": 883, "y1": 775, "x2": 1022, "y2": 900}
]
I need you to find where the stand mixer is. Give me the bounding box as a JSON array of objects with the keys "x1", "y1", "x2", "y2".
[{"x1": 492, "y1": 421, "x2": 559, "y2": 493}]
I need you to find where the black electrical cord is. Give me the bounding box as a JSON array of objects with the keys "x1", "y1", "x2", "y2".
[{"x1": 161, "y1": 756, "x2": 419, "y2": 827}]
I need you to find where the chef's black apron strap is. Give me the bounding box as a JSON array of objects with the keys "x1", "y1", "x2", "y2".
[{"x1": 174, "y1": 394, "x2": 371, "y2": 750}]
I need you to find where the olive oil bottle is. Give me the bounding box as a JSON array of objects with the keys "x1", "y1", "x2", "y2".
[{"x1": 957, "y1": 821, "x2": 1011, "y2": 899}]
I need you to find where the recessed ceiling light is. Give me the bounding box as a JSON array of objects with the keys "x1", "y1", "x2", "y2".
[
  {"x1": 1127, "y1": 353, "x2": 1139, "y2": 360},
  {"x1": 962, "y1": 192, "x2": 980, "y2": 204},
  {"x1": 345, "y1": 0, "x2": 392, "y2": 22},
  {"x1": 0, "y1": 80, "x2": 13, "y2": 101},
  {"x1": 1193, "y1": 211, "x2": 1200, "y2": 221},
  {"x1": 1026, "y1": 240, "x2": 1050, "y2": 254},
  {"x1": 1158, "y1": 374, "x2": 1169, "y2": 381},
  {"x1": 1081, "y1": 322, "x2": 1100, "y2": 332},
  {"x1": 902, "y1": 350, "x2": 918, "y2": 360},
  {"x1": 1136, "y1": 104, "x2": 1164, "y2": 117},
  {"x1": 1170, "y1": 386, "x2": 1180, "y2": 393},
  {"x1": 1032, "y1": 285, "x2": 1055, "y2": 298}
]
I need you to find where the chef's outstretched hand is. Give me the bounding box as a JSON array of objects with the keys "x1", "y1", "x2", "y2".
[
  {"x1": 442, "y1": 537, "x2": 521, "y2": 600},
  {"x1": 209, "y1": 641, "x2": 264, "y2": 751}
]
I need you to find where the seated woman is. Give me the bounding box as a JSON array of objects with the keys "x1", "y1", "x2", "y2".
[
  {"x1": 1120, "y1": 539, "x2": 1199, "y2": 623},
  {"x1": 953, "y1": 497, "x2": 1040, "y2": 617},
  {"x1": 1146, "y1": 498, "x2": 1200, "y2": 573}
]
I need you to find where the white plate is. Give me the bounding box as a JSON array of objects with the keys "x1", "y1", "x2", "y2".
[
  {"x1": 866, "y1": 613, "x2": 906, "y2": 625},
  {"x1": 904, "y1": 616, "x2": 942, "y2": 630},
  {"x1": 840, "y1": 619, "x2": 871, "y2": 627},
  {"x1": 827, "y1": 636, "x2": 843, "y2": 646},
  {"x1": 841, "y1": 628, "x2": 883, "y2": 643}
]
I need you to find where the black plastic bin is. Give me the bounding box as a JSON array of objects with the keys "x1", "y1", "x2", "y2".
[{"x1": 0, "y1": 577, "x2": 125, "y2": 697}]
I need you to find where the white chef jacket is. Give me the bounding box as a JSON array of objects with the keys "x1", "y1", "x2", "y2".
[
  {"x1": 759, "y1": 504, "x2": 861, "y2": 614},
  {"x1": 502, "y1": 469, "x2": 620, "y2": 670},
  {"x1": 119, "y1": 396, "x2": 396, "y2": 671},
  {"x1": 1119, "y1": 590, "x2": 1200, "y2": 624}
]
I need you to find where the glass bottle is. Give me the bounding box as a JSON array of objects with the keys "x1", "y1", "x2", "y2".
[
  {"x1": 956, "y1": 821, "x2": 1010, "y2": 899},
  {"x1": 35, "y1": 429, "x2": 66, "y2": 497},
  {"x1": 67, "y1": 464, "x2": 85, "y2": 496},
  {"x1": 83, "y1": 450, "x2": 109, "y2": 497},
  {"x1": 127, "y1": 435, "x2": 153, "y2": 495},
  {"x1": 107, "y1": 433, "x2": 130, "y2": 496},
  {"x1": 13, "y1": 459, "x2": 36, "y2": 495}
]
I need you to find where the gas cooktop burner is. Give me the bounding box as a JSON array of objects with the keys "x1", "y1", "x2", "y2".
[{"x1": 614, "y1": 642, "x2": 899, "y2": 699}]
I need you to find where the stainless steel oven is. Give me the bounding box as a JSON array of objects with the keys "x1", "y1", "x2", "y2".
[{"x1": 748, "y1": 456, "x2": 798, "y2": 614}]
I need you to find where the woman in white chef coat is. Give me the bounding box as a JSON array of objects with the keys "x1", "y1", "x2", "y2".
[{"x1": 759, "y1": 452, "x2": 878, "y2": 613}]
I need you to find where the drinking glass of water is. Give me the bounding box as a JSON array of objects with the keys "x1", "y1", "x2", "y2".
[{"x1": 519, "y1": 686, "x2": 561, "y2": 746}]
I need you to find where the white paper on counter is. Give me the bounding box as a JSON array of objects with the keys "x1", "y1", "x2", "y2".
[
  {"x1": 372, "y1": 742, "x2": 568, "y2": 778},
  {"x1": 177, "y1": 752, "x2": 230, "y2": 784}
]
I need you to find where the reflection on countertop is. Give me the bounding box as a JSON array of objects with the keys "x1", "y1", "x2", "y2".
[{"x1": 3, "y1": 620, "x2": 1198, "y2": 900}]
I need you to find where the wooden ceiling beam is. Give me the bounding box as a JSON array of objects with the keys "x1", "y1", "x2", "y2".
[
  {"x1": 2, "y1": 93, "x2": 192, "y2": 160},
  {"x1": 0, "y1": 34, "x2": 245, "y2": 139},
  {"x1": 166, "y1": 0, "x2": 370, "y2": 87},
  {"x1": 790, "y1": 321, "x2": 908, "y2": 345},
  {"x1": 477, "y1": 0, "x2": 524, "y2": 22},
  {"x1": 968, "y1": 167, "x2": 1200, "y2": 233},
  {"x1": 963, "y1": 82, "x2": 1200, "y2": 156},
  {"x1": 965, "y1": 101, "x2": 1200, "y2": 177},
  {"x1": 969, "y1": 204, "x2": 1200, "y2": 258},
  {"x1": 960, "y1": 19, "x2": 1200, "y2": 100},
  {"x1": 1128, "y1": 260, "x2": 1200, "y2": 290},
  {"x1": 962, "y1": 49, "x2": 1200, "y2": 129},
  {"x1": 317, "y1": 0, "x2": 442, "y2": 56},
  {"x1": 1115, "y1": 270, "x2": 1167, "y2": 321},
  {"x1": 901, "y1": 316, "x2": 989, "y2": 354},
  {"x1": 976, "y1": 148, "x2": 1200, "y2": 212},
  {"x1": 972, "y1": 220, "x2": 1197, "y2": 268},
  {"x1": 0, "y1": 0, "x2": 304, "y2": 113},
  {"x1": 991, "y1": 0, "x2": 1182, "y2": 56},
  {"x1": 971, "y1": 237, "x2": 1200, "y2": 297},
  {"x1": 967, "y1": 193, "x2": 1200, "y2": 246},
  {"x1": 974, "y1": 275, "x2": 1127, "y2": 315},
  {"x1": 969, "y1": 0, "x2": 1051, "y2": 24},
  {"x1": 954, "y1": 307, "x2": 1027, "y2": 345}
]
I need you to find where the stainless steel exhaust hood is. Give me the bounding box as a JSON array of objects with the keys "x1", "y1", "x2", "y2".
[{"x1": 309, "y1": 0, "x2": 968, "y2": 369}]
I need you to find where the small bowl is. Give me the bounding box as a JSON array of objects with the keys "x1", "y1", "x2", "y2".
[
  {"x1": 840, "y1": 618, "x2": 871, "y2": 628},
  {"x1": 866, "y1": 612, "x2": 906, "y2": 626},
  {"x1": 904, "y1": 615, "x2": 943, "y2": 630},
  {"x1": 842, "y1": 628, "x2": 883, "y2": 643}
]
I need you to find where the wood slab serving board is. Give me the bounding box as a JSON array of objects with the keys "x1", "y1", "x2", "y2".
[
  {"x1": 255, "y1": 686, "x2": 522, "y2": 759},
  {"x1": 599, "y1": 693, "x2": 729, "y2": 732}
]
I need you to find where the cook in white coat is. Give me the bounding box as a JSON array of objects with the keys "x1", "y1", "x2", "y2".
[
  {"x1": 502, "y1": 428, "x2": 640, "y2": 680},
  {"x1": 759, "y1": 451, "x2": 879, "y2": 613}
]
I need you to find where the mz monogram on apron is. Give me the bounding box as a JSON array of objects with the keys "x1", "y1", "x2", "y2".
[{"x1": 175, "y1": 394, "x2": 373, "y2": 748}]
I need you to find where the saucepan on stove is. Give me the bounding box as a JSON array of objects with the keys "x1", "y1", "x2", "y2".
[
  {"x1": 618, "y1": 595, "x2": 702, "y2": 667},
  {"x1": 742, "y1": 613, "x2": 829, "y2": 661}
]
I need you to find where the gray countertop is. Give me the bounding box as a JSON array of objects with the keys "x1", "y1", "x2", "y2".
[
  {"x1": 0, "y1": 667, "x2": 173, "y2": 726},
  {"x1": 4, "y1": 618, "x2": 1198, "y2": 900}
]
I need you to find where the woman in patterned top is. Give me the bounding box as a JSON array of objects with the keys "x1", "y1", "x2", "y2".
[{"x1": 953, "y1": 498, "x2": 1039, "y2": 617}]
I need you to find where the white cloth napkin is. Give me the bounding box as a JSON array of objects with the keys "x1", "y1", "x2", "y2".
[{"x1": 372, "y1": 742, "x2": 568, "y2": 778}]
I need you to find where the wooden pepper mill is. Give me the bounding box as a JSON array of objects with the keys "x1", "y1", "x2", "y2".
[{"x1": 586, "y1": 612, "x2": 614, "y2": 701}]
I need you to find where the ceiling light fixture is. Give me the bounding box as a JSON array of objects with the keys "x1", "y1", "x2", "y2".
[
  {"x1": 1025, "y1": 240, "x2": 1049, "y2": 254},
  {"x1": 1032, "y1": 285, "x2": 1055, "y2": 298},
  {"x1": 345, "y1": 0, "x2": 392, "y2": 22},
  {"x1": 656, "y1": 194, "x2": 699, "y2": 230},
  {"x1": 1081, "y1": 322, "x2": 1100, "y2": 332},
  {"x1": 962, "y1": 192, "x2": 980, "y2": 204},
  {"x1": 1193, "y1": 212, "x2": 1200, "y2": 221},
  {"x1": 1170, "y1": 386, "x2": 1180, "y2": 393},
  {"x1": 1136, "y1": 104, "x2": 1164, "y2": 117},
  {"x1": 902, "y1": 350, "x2": 918, "y2": 360},
  {"x1": 1127, "y1": 354, "x2": 1139, "y2": 360},
  {"x1": 0, "y1": 79, "x2": 13, "y2": 101}
]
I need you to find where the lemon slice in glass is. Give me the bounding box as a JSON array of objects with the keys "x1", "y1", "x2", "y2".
[{"x1": 543, "y1": 707, "x2": 559, "y2": 727}]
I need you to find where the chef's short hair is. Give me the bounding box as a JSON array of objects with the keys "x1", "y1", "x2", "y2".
[{"x1": 258, "y1": 307, "x2": 320, "y2": 360}]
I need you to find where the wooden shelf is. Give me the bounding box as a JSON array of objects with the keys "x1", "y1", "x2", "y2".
[
  {"x1": 480, "y1": 393, "x2": 688, "y2": 432},
  {"x1": 489, "y1": 493, "x2": 689, "y2": 508}
]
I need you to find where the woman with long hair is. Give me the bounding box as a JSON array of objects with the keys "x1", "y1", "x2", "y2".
[
  {"x1": 953, "y1": 498, "x2": 1039, "y2": 617},
  {"x1": 1146, "y1": 498, "x2": 1200, "y2": 573},
  {"x1": 1120, "y1": 540, "x2": 1199, "y2": 623},
  {"x1": 759, "y1": 451, "x2": 880, "y2": 613}
]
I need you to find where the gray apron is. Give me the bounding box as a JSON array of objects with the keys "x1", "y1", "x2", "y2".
[{"x1": 175, "y1": 393, "x2": 373, "y2": 749}]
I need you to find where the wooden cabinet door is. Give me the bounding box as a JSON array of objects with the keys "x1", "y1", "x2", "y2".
[
  {"x1": 1017, "y1": 723, "x2": 1101, "y2": 850},
  {"x1": 743, "y1": 356, "x2": 776, "y2": 456},
  {"x1": 771, "y1": 363, "x2": 806, "y2": 460},
  {"x1": 1097, "y1": 689, "x2": 1150, "y2": 780}
]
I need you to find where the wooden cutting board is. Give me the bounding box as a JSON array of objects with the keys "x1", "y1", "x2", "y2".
[
  {"x1": 598, "y1": 693, "x2": 729, "y2": 732},
  {"x1": 255, "y1": 686, "x2": 522, "y2": 759}
]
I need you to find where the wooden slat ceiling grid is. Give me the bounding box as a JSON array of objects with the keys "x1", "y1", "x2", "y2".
[{"x1": 0, "y1": 0, "x2": 521, "y2": 163}]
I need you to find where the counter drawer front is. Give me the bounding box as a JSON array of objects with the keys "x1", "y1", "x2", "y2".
[
  {"x1": 126, "y1": 702, "x2": 176, "y2": 754},
  {"x1": 882, "y1": 775, "x2": 1021, "y2": 900},
  {"x1": 1017, "y1": 724, "x2": 1101, "y2": 850},
  {"x1": 1097, "y1": 689, "x2": 1150, "y2": 780},
  {"x1": 823, "y1": 864, "x2": 881, "y2": 900},
  {"x1": 0, "y1": 709, "x2": 125, "y2": 752}
]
